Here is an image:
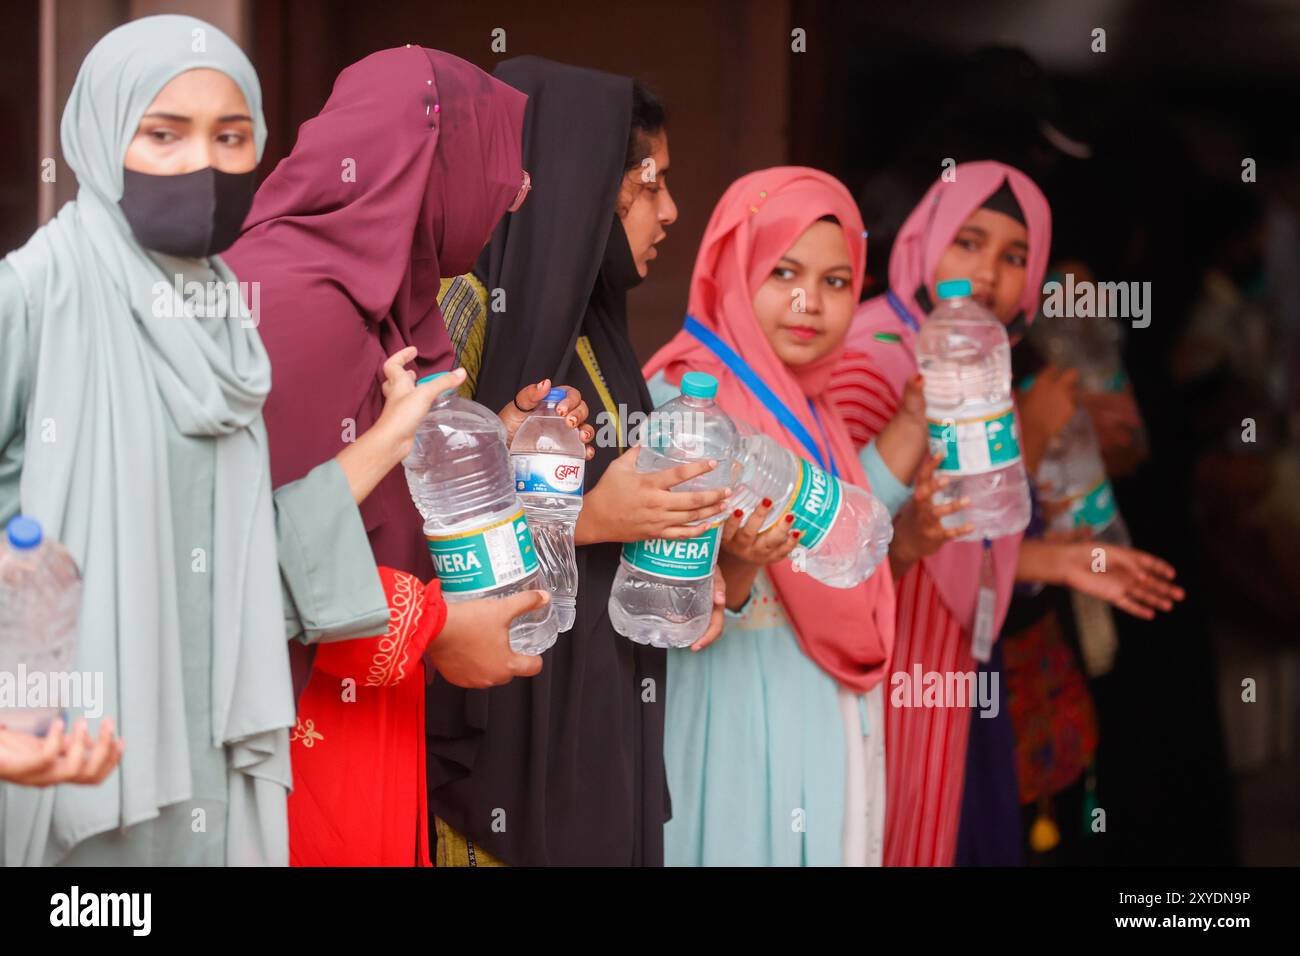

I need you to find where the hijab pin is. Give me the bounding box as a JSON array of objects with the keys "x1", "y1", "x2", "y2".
[
  {"x1": 759, "y1": 190, "x2": 767, "y2": 199},
  {"x1": 433, "y1": 103, "x2": 440, "y2": 113}
]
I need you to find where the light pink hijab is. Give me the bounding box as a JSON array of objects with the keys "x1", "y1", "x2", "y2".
[
  {"x1": 645, "y1": 167, "x2": 894, "y2": 693},
  {"x1": 843, "y1": 160, "x2": 1051, "y2": 636}
]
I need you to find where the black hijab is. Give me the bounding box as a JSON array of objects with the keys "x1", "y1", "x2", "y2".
[{"x1": 425, "y1": 56, "x2": 667, "y2": 866}]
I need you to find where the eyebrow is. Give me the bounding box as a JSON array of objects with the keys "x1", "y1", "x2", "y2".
[
  {"x1": 140, "y1": 112, "x2": 253, "y2": 123},
  {"x1": 777, "y1": 256, "x2": 852, "y2": 272}
]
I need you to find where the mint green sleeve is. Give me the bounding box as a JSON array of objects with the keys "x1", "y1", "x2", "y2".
[
  {"x1": 645, "y1": 370, "x2": 676, "y2": 409},
  {"x1": 859, "y1": 439, "x2": 913, "y2": 518},
  {"x1": 273, "y1": 458, "x2": 391, "y2": 644}
]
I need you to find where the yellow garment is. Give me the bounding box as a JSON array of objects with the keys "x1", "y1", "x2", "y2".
[
  {"x1": 437, "y1": 274, "x2": 489, "y2": 398},
  {"x1": 437, "y1": 275, "x2": 622, "y2": 442},
  {"x1": 433, "y1": 816, "x2": 509, "y2": 867}
]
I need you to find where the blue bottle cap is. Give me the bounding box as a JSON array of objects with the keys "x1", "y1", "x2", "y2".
[
  {"x1": 6, "y1": 515, "x2": 42, "y2": 550},
  {"x1": 545, "y1": 387, "x2": 567, "y2": 403},
  {"x1": 680, "y1": 371, "x2": 719, "y2": 399},
  {"x1": 937, "y1": 278, "x2": 972, "y2": 300}
]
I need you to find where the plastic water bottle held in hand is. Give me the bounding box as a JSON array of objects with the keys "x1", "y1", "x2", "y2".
[
  {"x1": 1036, "y1": 406, "x2": 1131, "y2": 547},
  {"x1": 510, "y1": 387, "x2": 585, "y2": 633},
  {"x1": 915, "y1": 278, "x2": 1031, "y2": 540},
  {"x1": 1035, "y1": 404, "x2": 1128, "y2": 678},
  {"x1": 1030, "y1": 292, "x2": 1148, "y2": 456},
  {"x1": 609, "y1": 372, "x2": 737, "y2": 648},
  {"x1": 404, "y1": 373, "x2": 556, "y2": 655},
  {"x1": 729, "y1": 422, "x2": 892, "y2": 587},
  {"x1": 0, "y1": 516, "x2": 81, "y2": 734}
]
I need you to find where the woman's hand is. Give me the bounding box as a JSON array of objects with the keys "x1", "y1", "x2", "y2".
[
  {"x1": 0, "y1": 718, "x2": 123, "y2": 787},
  {"x1": 1059, "y1": 541, "x2": 1185, "y2": 620},
  {"x1": 721, "y1": 499, "x2": 801, "y2": 567},
  {"x1": 336, "y1": 348, "x2": 467, "y2": 505},
  {"x1": 1016, "y1": 364, "x2": 1079, "y2": 472},
  {"x1": 498, "y1": 379, "x2": 596, "y2": 461},
  {"x1": 427, "y1": 590, "x2": 549, "y2": 689},
  {"x1": 1080, "y1": 388, "x2": 1148, "y2": 476},
  {"x1": 717, "y1": 499, "x2": 801, "y2": 611},
  {"x1": 889, "y1": 450, "x2": 973, "y2": 577},
  {"x1": 684, "y1": 568, "x2": 729, "y2": 652},
  {"x1": 575, "y1": 447, "x2": 731, "y2": 546}
]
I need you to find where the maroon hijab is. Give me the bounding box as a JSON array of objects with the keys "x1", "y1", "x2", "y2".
[{"x1": 226, "y1": 46, "x2": 526, "y2": 576}]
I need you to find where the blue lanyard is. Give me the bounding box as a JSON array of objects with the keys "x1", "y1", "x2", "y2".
[
  {"x1": 885, "y1": 290, "x2": 921, "y2": 333},
  {"x1": 683, "y1": 315, "x2": 838, "y2": 477}
]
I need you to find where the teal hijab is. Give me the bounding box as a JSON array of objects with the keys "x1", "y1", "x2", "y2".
[{"x1": 2, "y1": 15, "x2": 292, "y2": 864}]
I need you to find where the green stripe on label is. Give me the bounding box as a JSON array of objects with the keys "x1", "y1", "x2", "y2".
[
  {"x1": 427, "y1": 509, "x2": 540, "y2": 594},
  {"x1": 621, "y1": 525, "x2": 722, "y2": 581},
  {"x1": 1070, "y1": 477, "x2": 1118, "y2": 530},
  {"x1": 927, "y1": 405, "x2": 1021, "y2": 475},
  {"x1": 782, "y1": 459, "x2": 842, "y2": 552}
]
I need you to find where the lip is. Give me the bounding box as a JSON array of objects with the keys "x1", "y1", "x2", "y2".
[
  {"x1": 781, "y1": 325, "x2": 821, "y2": 341},
  {"x1": 972, "y1": 290, "x2": 996, "y2": 309}
]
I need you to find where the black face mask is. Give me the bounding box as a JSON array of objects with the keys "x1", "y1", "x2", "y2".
[{"x1": 118, "y1": 166, "x2": 256, "y2": 258}]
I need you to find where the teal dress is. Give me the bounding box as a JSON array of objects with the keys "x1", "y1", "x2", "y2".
[{"x1": 648, "y1": 372, "x2": 911, "y2": 866}]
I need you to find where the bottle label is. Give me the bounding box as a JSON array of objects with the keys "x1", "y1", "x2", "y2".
[
  {"x1": 1068, "y1": 476, "x2": 1118, "y2": 530},
  {"x1": 513, "y1": 454, "x2": 585, "y2": 496},
  {"x1": 778, "y1": 459, "x2": 843, "y2": 552},
  {"x1": 621, "y1": 524, "x2": 723, "y2": 581},
  {"x1": 927, "y1": 404, "x2": 1021, "y2": 475},
  {"x1": 426, "y1": 508, "x2": 540, "y2": 595}
]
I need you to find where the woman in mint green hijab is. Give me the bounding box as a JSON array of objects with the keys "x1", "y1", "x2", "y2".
[{"x1": 0, "y1": 15, "x2": 454, "y2": 865}]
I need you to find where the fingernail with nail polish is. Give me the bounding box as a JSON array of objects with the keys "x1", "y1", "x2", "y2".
[{"x1": 761, "y1": 498, "x2": 772, "y2": 508}]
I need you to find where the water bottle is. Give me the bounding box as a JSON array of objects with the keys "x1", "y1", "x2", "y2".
[
  {"x1": 609, "y1": 372, "x2": 738, "y2": 648},
  {"x1": 1030, "y1": 305, "x2": 1149, "y2": 457},
  {"x1": 1036, "y1": 406, "x2": 1131, "y2": 546},
  {"x1": 1031, "y1": 399, "x2": 1129, "y2": 677},
  {"x1": 510, "y1": 387, "x2": 585, "y2": 633},
  {"x1": 728, "y1": 422, "x2": 892, "y2": 587},
  {"x1": 916, "y1": 278, "x2": 1031, "y2": 540},
  {"x1": 403, "y1": 373, "x2": 556, "y2": 655},
  {"x1": 0, "y1": 516, "x2": 81, "y2": 735}
]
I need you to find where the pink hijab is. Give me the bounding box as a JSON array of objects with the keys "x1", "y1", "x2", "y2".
[
  {"x1": 843, "y1": 160, "x2": 1051, "y2": 635},
  {"x1": 645, "y1": 167, "x2": 894, "y2": 693}
]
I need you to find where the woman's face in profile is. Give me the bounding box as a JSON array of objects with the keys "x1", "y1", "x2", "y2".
[{"x1": 617, "y1": 130, "x2": 677, "y2": 277}]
